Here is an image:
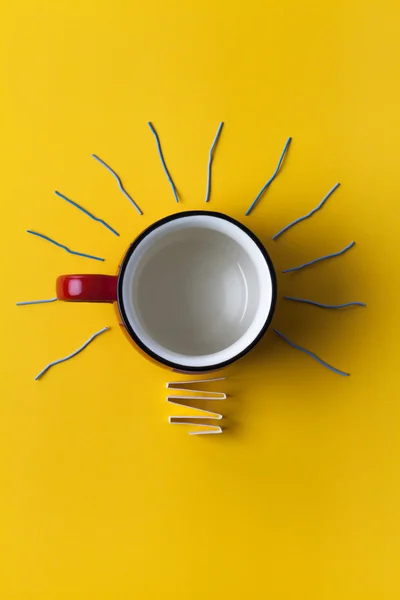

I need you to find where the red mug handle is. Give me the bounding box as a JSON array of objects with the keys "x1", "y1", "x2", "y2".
[{"x1": 56, "y1": 275, "x2": 118, "y2": 303}]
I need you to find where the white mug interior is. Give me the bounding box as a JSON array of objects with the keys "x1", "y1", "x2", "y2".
[{"x1": 120, "y1": 213, "x2": 275, "y2": 369}]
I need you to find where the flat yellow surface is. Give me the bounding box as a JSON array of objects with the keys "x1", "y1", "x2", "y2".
[{"x1": 1, "y1": 1, "x2": 399, "y2": 598}]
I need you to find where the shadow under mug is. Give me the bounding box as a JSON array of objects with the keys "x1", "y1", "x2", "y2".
[{"x1": 56, "y1": 211, "x2": 277, "y2": 372}]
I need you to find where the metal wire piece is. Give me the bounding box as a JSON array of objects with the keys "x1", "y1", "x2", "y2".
[
  {"x1": 92, "y1": 154, "x2": 143, "y2": 215},
  {"x1": 245, "y1": 137, "x2": 292, "y2": 216},
  {"x1": 274, "y1": 329, "x2": 349, "y2": 377},
  {"x1": 35, "y1": 327, "x2": 109, "y2": 380},
  {"x1": 27, "y1": 230, "x2": 105, "y2": 262},
  {"x1": 148, "y1": 122, "x2": 179, "y2": 203},
  {"x1": 282, "y1": 241, "x2": 355, "y2": 273},
  {"x1": 284, "y1": 297, "x2": 366, "y2": 309},
  {"x1": 55, "y1": 191, "x2": 119, "y2": 236},
  {"x1": 17, "y1": 298, "x2": 58, "y2": 306},
  {"x1": 272, "y1": 183, "x2": 340, "y2": 240},
  {"x1": 205, "y1": 122, "x2": 224, "y2": 202}
]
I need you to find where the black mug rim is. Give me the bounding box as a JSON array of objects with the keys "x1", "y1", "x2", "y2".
[{"x1": 117, "y1": 210, "x2": 277, "y2": 372}]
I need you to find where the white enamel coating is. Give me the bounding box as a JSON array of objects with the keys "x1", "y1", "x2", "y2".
[{"x1": 121, "y1": 215, "x2": 273, "y2": 368}]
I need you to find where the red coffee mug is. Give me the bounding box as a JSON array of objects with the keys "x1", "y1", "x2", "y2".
[{"x1": 57, "y1": 211, "x2": 277, "y2": 372}]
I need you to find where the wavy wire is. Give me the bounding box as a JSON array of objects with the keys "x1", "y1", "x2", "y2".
[
  {"x1": 272, "y1": 183, "x2": 340, "y2": 240},
  {"x1": 35, "y1": 327, "x2": 109, "y2": 380},
  {"x1": 27, "y1": 230, "x2": 105, "y2": 262},
  {"x1": 17, "y1": 298, "x2": 58, "y2": 306},
  {"x1": 284, "y1": 297, "x2": 366, "y2": 309},
  {"x1": 55, "y1": 191, "x2": 119, "y2": 236},
  {"x1": 92, "y1": 154, "x2": 143, "y2": 215},
  {"x1": 274, "y1": 329, "x2": 349, "y2": 377},
  {"x1": 148, "y1": 122, "x2": 179, "y2": 203},
  {"x1": 205, "y1": 122, "x2": 224, "y2": 202},
  {"x1": 245, "y1": 137, "x2": 292, "y2": 216},
  {"x1": 282, "y1": 241, "x2": 355, "y2": 273}
]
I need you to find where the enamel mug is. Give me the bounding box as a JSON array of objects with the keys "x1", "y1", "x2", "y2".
[{"x1": 56, "y1": 211, "x2": 277, "y2": 372}]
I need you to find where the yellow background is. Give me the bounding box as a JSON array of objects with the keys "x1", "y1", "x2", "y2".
[{"x1": 1, "y1": 1, "x2": 399, "y2": 598}]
